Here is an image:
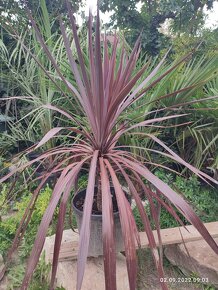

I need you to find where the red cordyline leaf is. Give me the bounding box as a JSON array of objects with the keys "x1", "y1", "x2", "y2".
[
  {"x1": 145, "y1": 184, "x2": 186, "y2": 229},
  {"x1": 106, "y1": 113, "x2": 188, "y2": 150},
  {"x1": 0, "y1": 145, "x2": 91, "y2": 191},
  {"x1": 113, "y1": 140, "x2": 217, "y2": 185},
  {"x1": 41, "y1": 104, "x2": 94, "y2": 143},
  {"x1": 109, "y1": 60, "x2": 149, "y2": 113},
  {"x1": 119, "y1": 93, "x2": 218, "y2": 130},
  {"x1": 108, "y1": 154, "x2": 218, "y2": 290},
  {"x1": 108, "y1": 36, "x2": 141, "y2": 108},
  {"x1": 132, "y1": 169, "x2": 186, "y2": 228},
  {"x1": 111, "y1": 146, "x2": 187, "y2": 178},
  {"x1": 94, "y1": 9, "x2": 104, "y2": 144},
  {"x1": 103, "y1": 35, "x2": 109, "y2": 93},
  {"x1": 50, "y1": 177, "x2": 76, "y2": 290},
  {"x1": 35, "y1": 125, "x2": 96, "y2": 150},
  {"x1": 76, "y1": 151, "x2": 98, "y2": 290},
  {"x1": 108, "y1": 36, "x2": 121, "y2": 99},
  {"x1": 0, "y1": 148, "x2": 74, "y2": 184},
  {"x1": 146, "y1": 134, "x2": 218, "y2": 185},
  {"x1": 21, "y1": 158, "x2": 89, "y2": 289},
  {"x1": 66, "y1": 1, "x2": 93, "y2": 104},
  {"x1": 105, "y1": 159, "x2": 138, "y2": 290},
  {"x1": 119, "y1": 47, "x2": 199, "y2": 114},
  {"x1": 24, "y1": 152, "x2": 84, "y2": 193},
  {"x1": 111, "y1": 158, "x2": 168, "y2": 290},
  {"x1": 103, "y1": 35, "x2": 119, "y2": 135},
  {"x1": 141, "y1": 182, "x2": 164, "y2": 263},
  {"x1": 118, "y1": 155, "x2": 218, "y2": 254},
  {"x1": 88, "y1": 10, "x2": 95, "y2": 95},
  {"x1": 59, "y1": 18, "x2": 97, "y2": 134},
  {"x1": 99, "y1": 158, "x2": 117, "y2": 290},
  {"x1": 119, "y1": 36, "x2": 141, "y2": 84},
  {"x1": 104, "y1": 39, "x2": 143, "y2": 135},
  {"x1": 35, "y1": 127, "x2": 64, "y2": 149},
  {"x1": 116, "y1": 48, "x2": 169, "y2": 114}
]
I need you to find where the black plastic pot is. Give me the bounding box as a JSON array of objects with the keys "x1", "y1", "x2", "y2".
[{"x1": 72, "y1": 187, "x2": 128, "y2": 257}]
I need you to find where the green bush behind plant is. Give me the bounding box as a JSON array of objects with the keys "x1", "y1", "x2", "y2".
[
  {"x1": 0, "y1": 175, "x2": 88, "y2": 289},
  {"x1": 0, "y1": 173, "x2": 88, "y2": 257},
  {"x1": 133, "y1": 170, "x2": 218, "y2": 231},
  {"x1": 0, "y1": 185, "x2": 53, "y2": 256},
  {"x1": 0, "y1": 185, "x2": 66, "y2": 289}
]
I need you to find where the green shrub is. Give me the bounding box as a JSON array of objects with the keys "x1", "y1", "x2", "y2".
[
  {"x1": 0, "y1": 174, "x2": 88, "y2": 258},
  {"x1": 6, "y1": 252, "x2": 64, "y2": 290},
  {"x1": 133, "y1": 170, "x2": 218, "y2": 231},
  {"x1": 0, "y1": 185, "x2": 64, "y2": 289},
  {"x1": 0, "y1": 185, "x2": 53, "y2": 257}
]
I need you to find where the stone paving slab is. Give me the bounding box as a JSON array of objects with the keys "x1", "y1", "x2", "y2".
[
  {"x1": 43, "y1": 229, "x2": 129, "y2": 290},
  {"x1": 56, "y1": 254, "x2": 129, "y2": 290}
]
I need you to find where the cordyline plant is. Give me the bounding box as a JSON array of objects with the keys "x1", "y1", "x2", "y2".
[{"x1": 1, "y1": 1, "x2": 218, "y2": 290}]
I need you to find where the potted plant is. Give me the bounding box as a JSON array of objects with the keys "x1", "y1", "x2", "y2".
[{"x1": 0, "y1": 2, "x2": 218, "y2": 290}]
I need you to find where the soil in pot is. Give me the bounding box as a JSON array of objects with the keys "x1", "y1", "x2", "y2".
[{"x1": 72, "y1": 187, "x2": 130, "y2": 257}]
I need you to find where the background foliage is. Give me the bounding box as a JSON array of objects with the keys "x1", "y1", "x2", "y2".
[{"x1": 99, "y1": 0, "x2": 216, "y2": 56}]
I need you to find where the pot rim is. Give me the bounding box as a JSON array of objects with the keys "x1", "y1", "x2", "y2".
[{"x1": 72, "y1": 187, "x2": 126, "y2": 219}]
